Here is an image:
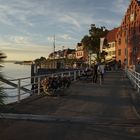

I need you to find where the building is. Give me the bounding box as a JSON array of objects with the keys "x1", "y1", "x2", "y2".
[
  {"x1": 47, "y1": 48, "x2": 76, "y2": 69},
  {"x1": 116, "y1": 0, "x2": 140, "y2": 66},
  {"x1": 103, "y1": 28, "x2": 118, "y2": 63},
  {"x1": 75, "y1": 43, "x2": 85, "y2": 59},
  {"x1": 48, "y1": 48, "x2": 75, "y2": 60},
  {"x1": 75, "y1": 43, "x2": 88, "y2": 67}
]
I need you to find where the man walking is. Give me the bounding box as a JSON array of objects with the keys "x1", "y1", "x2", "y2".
[{"x1": 92, "y1": 62, "x2": 98, "y2": 83}]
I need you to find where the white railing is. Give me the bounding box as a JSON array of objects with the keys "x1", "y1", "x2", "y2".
[
  {"x1": 126, "y1": 69, "x2": 140, "y2": 93},
  {"x1": 3, "y1": 70, "x2": 84, "y2": 104}
]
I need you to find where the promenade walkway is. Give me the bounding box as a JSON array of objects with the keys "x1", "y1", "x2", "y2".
[{"x1": 0, "y1": 71, "x2": 140, "y2": 140}]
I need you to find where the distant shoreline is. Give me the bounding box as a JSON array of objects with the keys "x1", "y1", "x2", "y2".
[{"x1": 5, "y1": 60, "x2": 33, "y2": 65}]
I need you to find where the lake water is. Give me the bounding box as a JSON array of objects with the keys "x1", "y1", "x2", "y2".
[
  {"x1": 2, "y1": 62, "x2": 31, "y2": 79},
  {"x1": 1, "y1": 62, "x2": 31, "y2": 104}
]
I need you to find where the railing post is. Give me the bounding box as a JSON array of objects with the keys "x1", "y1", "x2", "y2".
[
  {"x1": 78, "y1": 70, "x2": 81, "y2": 77},
  {"x1": 17, "y1": 79, "x2": 21, "y2": 103},
  {"x1": 136, "y1": 73, "x2": 138, "y2": 90},
  {"x1": 68, "y1": 71, "x2": 71, "y2": 81},
  {"x1": 61, "y1": 72, "x2": 64, "y2": 77},
  {"x1": 68, "y1": 71, "x2": 71, "y2": 77},
  {"x1": 38, "y1": 77, "x2": 41, "y2": 95},
  {"x1": 31, "y1": 76, "x2": 36, "y2": 95},
  {"x1": 134, "y1": 72, "x2": 136, "y2": 89},
  {"x1": 138, "y1": 74, "x2": 140, "y2": 93},
  {"x1": 132, "y1": 71, "x2": 134, "y2": 86}
]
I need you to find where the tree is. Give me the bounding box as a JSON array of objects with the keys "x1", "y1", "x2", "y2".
[
  {"x1": 81, "y1": 24, "x2": 108, "y2": 62},
  {"x1": 0, "y1": 51, "x2": 6, "y2": 106},
  {"x1": 34, "y1": 57, "x2": 47, "y2": 68}
]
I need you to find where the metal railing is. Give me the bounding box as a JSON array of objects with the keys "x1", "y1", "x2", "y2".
[
  {"x1": 126, "y1": 68, "x2": 140, "y2": 93},
  {"x1": 2, "y1": 70, "x2": 84, "y2": 104}
]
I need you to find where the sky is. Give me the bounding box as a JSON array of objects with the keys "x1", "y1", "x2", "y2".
[{"x1": 0, "y1": 0, "x2": 130, "y2": 61}]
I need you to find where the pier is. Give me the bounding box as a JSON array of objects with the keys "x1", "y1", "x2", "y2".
[{"x1": 0, "y1": 70, "x2": 140, "y2": 140}]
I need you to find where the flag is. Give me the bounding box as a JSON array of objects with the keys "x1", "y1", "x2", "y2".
[{"x1": 100, "y1": 38, "x2": 105, "y2": 53}]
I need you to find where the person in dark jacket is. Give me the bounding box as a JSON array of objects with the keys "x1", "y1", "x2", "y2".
[{"x1": 92, "y1": 62, "x2": 98, "y2": 83}]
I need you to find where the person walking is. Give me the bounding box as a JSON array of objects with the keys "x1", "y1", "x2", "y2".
[
  {"x1": 98, "y1": 62, "x2": 105, "y2": 84},
  {"x1": 92, "y1": 62, "x2": 98, "y2": 83}
]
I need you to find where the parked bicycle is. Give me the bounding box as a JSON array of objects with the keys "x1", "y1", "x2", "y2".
[{"x1": 41, "y1": 76, "x2": 71, "y2": 96}]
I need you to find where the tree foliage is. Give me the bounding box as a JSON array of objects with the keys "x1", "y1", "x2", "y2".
[
  {"x1": 34, "y1": 57, "x2": 47, "y2": 68},
  {"x1": 81, "y1": 24, "x2": 109, "y2": 60}
]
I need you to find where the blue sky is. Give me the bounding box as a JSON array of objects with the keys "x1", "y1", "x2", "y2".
[{"x1": 0, "y1": 0, "x2": 130, "y2": 60}]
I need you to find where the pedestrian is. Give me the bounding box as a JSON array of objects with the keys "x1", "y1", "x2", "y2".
[
  {"x1": 92, "y1": 62, "x2": 98, "y2": 83},
  {"x1": 98, "y1": 62, "x2": 105, "y2": 84}
]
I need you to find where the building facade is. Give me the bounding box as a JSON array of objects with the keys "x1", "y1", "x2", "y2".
[
  {"x1": 116, "y1": 0, "x2": 140, "y2": 66},
  {"x1": 103, "y1": 28, "x2": 118, "y2": 62},
  {"x1": 75, "y1": 43, "x2": 86, "y2": 60}
]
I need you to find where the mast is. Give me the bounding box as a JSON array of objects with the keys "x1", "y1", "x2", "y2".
[
  {"x1": 53, "y1": 35, "x2": 55, "y2": 68},
  {"x1": 53, "y1": 35, "x2": 55, "y2": 55}
]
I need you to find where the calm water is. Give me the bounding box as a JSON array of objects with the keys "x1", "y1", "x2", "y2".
[
  {"x1": 2, "y1": 62, "x2": 31, "y2": 79},
  {"x1": 1, "y1": 62, "x2": 31, "y2": 104}
]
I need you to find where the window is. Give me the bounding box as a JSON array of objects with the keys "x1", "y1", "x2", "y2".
[
  {"x1": 125, "y1": 48, "x2": 127, "y2": 56},
  {"x1": 118, "y1": 38, "x2": 121, "y2": 45},
  {"x1": 112, "y1": 43, "x2": 115, "y2": 47},
  {"x1": 112, "y1": 51, "x2": 115, "y2": 55},
  {"x1": 118, "y1": 49, "x2": 121, "y2": 56}
]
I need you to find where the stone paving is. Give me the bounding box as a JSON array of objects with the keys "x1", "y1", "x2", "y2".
[{"x1": 0, "y1": 71, "x2": 140, "y2": 140}]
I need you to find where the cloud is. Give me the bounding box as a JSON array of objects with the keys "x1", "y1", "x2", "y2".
[
  {"x1": 58, "y1": 34, "x2": 72, "y2": 40},
  {"x1": 58, "y1": 14, "x2": 81, "y2": 29},
  {"x1": 47, "y1": 36, "x2": 54, "y2": 42},
  {"x1": 0, "y1": 0, "x2": 132, "y2": 60},
  {"x1": 9, "y1": 36, "x2": 29, "y2": 44},
  {"x1": 0, "y1": 35, "x2": 50, "y2": 53},
  {"x1": 1, "y1": 40, "x2": 51, "y2": 60},
  {"x1": 0, "y1": 5, "x2": 14, "y2": 26},
  {"x1": 111, "y1": 0, "x2": 130, "y2": 14},
  {"x1": 0, "y1": 0, "x2": 37, "y2": 27}
]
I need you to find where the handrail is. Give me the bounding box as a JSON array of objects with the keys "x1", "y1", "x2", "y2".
[
  {"x1": 126, "y1": 68, "x2": 140, "y2": 93},
  {"x1": 2, "y1": 69, "x2": 84, "y2": 104}
]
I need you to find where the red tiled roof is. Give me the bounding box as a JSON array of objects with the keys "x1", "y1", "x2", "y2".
[{"x1": 106, "y1": 28, "x2": 119, "y2": 42}]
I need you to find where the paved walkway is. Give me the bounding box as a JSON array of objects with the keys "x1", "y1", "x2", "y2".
[{"x1": 1, "y1": 71, "x2": 140, "y2": 140}]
